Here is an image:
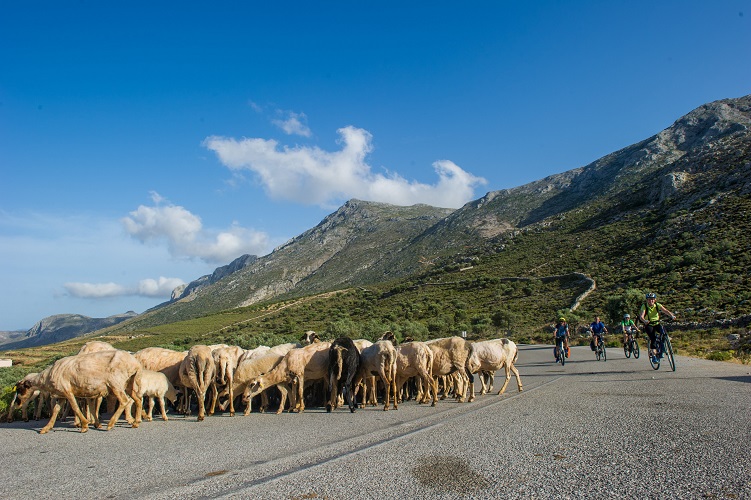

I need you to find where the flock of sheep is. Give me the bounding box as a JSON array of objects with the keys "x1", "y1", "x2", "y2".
[{"x1": 7, "y1": 330, "x2": 523, "y2": 434}]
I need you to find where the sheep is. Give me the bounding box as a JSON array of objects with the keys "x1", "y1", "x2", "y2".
[
  {"x1": 353, "y1": 340, "x2": 397, "y2": 411},
  {"x1": 10, "y1": 350, "x2": 143, "y2": 434},
  {"x1": 393, "y1": 340, "x2": 436, "y2": 406},
  {"x1": 267, "y1": 342, "x2": 300, "y2": 357},
  {"x1": 426, "y1": 337, "x2": 474, "y2": 404},
  {"x1": 178, "y1": 345, "x2": 216, "y2": 421},
  {"x1": 327, "y1": 337, "x2": 361, "y2": 413},
  {"x1": 352, "y1": 339, "x2": 377, "y2": 407},
  {"x1": 245, "y1": 341, "x2": 331, "y2": 413},
  {"x1": 237, "y1": 345, "x2": 271, "y2": 364},
  {"x1": 232, "y1": 352, "x2": 289, "y2": 415},
  {"x1": 137, "y1": 369, "x2": 178, "y2": 421},
  {"x1": 6, "y1": 373, "x2": 45, "y2": 422},
  {"x1": 466, "y1": 338, "x2": 523, "y2": 399},
  {"x1": 78, "y1": 340, "x2": 116, "y2": 354},
  {"x1": 77, "y1": 340, "x2": 118, "y2": 415},
  {"x1": 210, "y1": 345, "x2": 245, "y2": 416},
  {"x1": 300, "y1": 330, "x2": 321, "y2": 344},
  {"x1": 134, "y1": 347, "x2": 187, "y2": 388}
]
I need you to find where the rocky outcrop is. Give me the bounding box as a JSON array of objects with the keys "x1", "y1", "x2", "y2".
[{"x1": 173, "y1": 254, "x2": 258, "y2": 300}]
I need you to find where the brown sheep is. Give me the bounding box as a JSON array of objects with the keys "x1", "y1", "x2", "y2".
[
  {"x1": 245, "y1": 342, "x2": 331, "y2": 413},
  {"x1": 178, "y1": 345, "x2": 216, "y2": 421},
  {"x1": 10, "y1": 350, "x2": 143, "y2": 434},
  {"x1": 426, "y1": 336, "x2": 474, "y2": 403}
]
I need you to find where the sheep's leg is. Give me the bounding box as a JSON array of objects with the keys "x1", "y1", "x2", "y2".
[
  {"x1": 39, "y1": 401, "x2": 62, "y2": 434},
  {"x1": 276, "y1": 384, "x2": 289, "y2": 414},
  {"x1": 158, "y1": 396, "x2": 169, "y2": 421},
  {"x1": 512, "y1": 364, "x2": 523, "y2": 392},
  {"x1": 497, "y1": 365, "x2": 512, "y2": 395},
  {"x1": 227, "y1": 377, "x2": 235, "y2": 417},
  {"x1": 65, "y1": 395, "x2": 89, "y2": 433}
]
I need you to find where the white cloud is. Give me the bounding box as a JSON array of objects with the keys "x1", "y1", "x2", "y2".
[
  {"x1": 137, "y1": 277, "x2": 186, "y2": 297},
  {"x1": 64, "y1": 282, "x2": 129, "y2": 299},
  {"x1": 203, "y1": 126, "x2": 486, "y2": 209},
  {"x1": 64, "y1": 276, "x2": 186, "y2": 299},
  {"x1": 121, "y1": 194, "x2": 270, "y2": 264},
  {"x1": 272, "y1": 111, "x2": 312, "y2": 137}
]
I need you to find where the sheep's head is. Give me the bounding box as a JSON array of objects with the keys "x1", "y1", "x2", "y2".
[
  {"x1": 380, "y1": 331, "x2": 397, "y2": 344},
  {"x1": 165, "y1": 384, "x2": 179, "y2": 405},
  {"x1": 13, "y1": 378, "x2": 36, "y2": 405},
  {"x1": 245, "y1": 377, "x2": 266, "y2": 400},
  {"x1": 300, "y1": 330, "x2": 319, "y2": 345}
]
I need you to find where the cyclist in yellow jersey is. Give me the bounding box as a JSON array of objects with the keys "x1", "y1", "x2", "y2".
[{"x1": 638, "y1": 292, "x2": 676, "y2": 362}]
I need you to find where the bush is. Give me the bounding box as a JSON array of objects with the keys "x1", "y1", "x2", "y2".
[{"x1": 706, "y1": 350, "x2": 733, "y2": 362}]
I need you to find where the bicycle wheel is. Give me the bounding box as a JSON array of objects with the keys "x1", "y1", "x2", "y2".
[
  {"x1": 602, "y1": 344, "x2": 607, "y2": 362},
  {"x1": 595, "y1": 347, "x2": 600, "y2": 361},
  {"x1": 624, "y1": 342, "x2": 631, "y2": 358},
  {"x1": 560, "y1": 345, "x2": 565, "y2": 366},
  {"x1": 649, "y1": 346, "x2": 660, "y2": 370},
  {"x1": 664, "y1": 336, "x2": 676, "y2": 372},
  {"x1": 633, "y1": 339, "x2": 640, "y2": 359}
]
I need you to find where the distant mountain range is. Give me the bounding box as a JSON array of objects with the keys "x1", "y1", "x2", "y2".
[
  {"x1": 0, "y1": 312, "x2": 137, "y2": 350},
  {"x1": 6, "y1": 94, "x2": 750, "y2": 347}
]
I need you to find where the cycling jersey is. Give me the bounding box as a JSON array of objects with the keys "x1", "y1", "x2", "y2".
[
  {"x1": 591, "y1": 321, "x2": 606, "y2": 334},
  {"x1": 555, "y1": 323, "x2": 569, "y2": 338},
  {"x1": 640, "y1": 302, "x2": 663, "y2": 324},
  {"x1": 620, "y1": 319, "x2": 637, "y2": 330}
]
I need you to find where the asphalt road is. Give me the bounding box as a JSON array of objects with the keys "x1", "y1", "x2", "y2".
[{"x1": 1, "y1": 344, "x2": 750, "y2": 499}]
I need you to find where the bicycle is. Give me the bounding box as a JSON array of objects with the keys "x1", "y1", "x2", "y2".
[
  {"x1": 623, "y1": 327, "x2": 640, "y2": 359},
  {"x1": 648, "y1": 322, "x2": 676, "y2": 372},
  {"x1": 594, "y1": 334, "x2": 607, "y2": 362},
  {"x1": 554, "y1": 336, "x2": 567, "y2": 366}
]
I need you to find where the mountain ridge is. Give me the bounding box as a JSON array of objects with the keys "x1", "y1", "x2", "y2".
[{"x1": 9, "y1": 93, "x2": 751, "y2": 346}]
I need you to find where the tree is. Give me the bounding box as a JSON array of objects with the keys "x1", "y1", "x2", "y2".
[{"x1": 605, "y1": 288, "x2": 644, "y2": 324}]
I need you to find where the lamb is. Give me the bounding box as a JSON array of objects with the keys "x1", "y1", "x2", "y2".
[
  {"x1": 137, "y1": 369, "x2": 178, "y2": 421},
  {"x1": 10, "y1": 350, "x2": 143, "y2": 434},
  {"x1": 466, "y1": 338, "x2": 523, "y2": 398},
  {"x1": 178, "y1": 345, "x2": 216, "y2": 421}
]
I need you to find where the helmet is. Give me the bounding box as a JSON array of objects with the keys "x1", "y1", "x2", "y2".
[
  {"x1": 623, "y1": 313, "x2": 630, "y2": 319},
  {"x1": 646, "y1": 292, "x2": 656, "y2": 299},
  {"x1": 558, "y1": 317, "x2": 566, "y2": 322}
]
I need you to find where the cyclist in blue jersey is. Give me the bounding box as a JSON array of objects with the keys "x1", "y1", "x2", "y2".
[{"x1": 590, "y1": 315, "x2": 608, "y2": 350}]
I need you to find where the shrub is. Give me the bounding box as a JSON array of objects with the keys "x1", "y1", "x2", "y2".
[{"x1": 705, "y1": 350, "x2": 733, "y2": 362}]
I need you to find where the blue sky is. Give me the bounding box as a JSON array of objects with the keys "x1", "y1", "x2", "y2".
[{"x1": 1, "y1": 2, "x2": 749, "y2": 331}]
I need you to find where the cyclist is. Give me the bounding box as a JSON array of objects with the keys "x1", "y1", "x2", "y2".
[
  {"x1": 620, "y1": 313, "x2": 639, "y2": 347},
  {"x1": 590, "y1": 315, "x2": 608, "y2": 349},
  {"x1": 554, "y1": 317, "x2": 570, "y2": 361},
  {"x1": 638, "y1": 292, "x2": 676, "y2": 363}
]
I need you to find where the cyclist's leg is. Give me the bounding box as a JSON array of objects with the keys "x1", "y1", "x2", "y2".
[
  {"x1": 646, "y1": 325, "x2": 658, "y2": 356},
  {"x1": 657, "y1": 324, "x2": 667, "y2": 357}
]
